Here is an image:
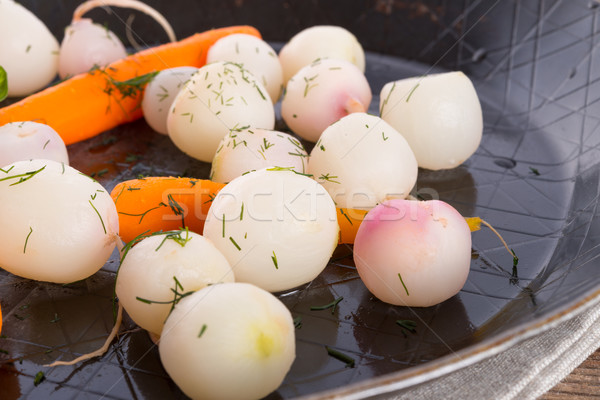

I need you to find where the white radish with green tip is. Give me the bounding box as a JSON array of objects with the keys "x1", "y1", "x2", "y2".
[
  {"x1": 210, "y1": 128, "x2": 308, "y2": 183},
  {"x1": 203, "y1": 168, "x2": 338, "y2": 292},
  {"x1": 167, "y1": 62, "x2": 275, "y2": 162},
  {"x1": 0, "y1": 159, "x2": 118, "y2": 283}
]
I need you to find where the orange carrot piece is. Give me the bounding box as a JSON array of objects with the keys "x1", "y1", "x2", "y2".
[
  {"x1": 0, "y1": 26, "x2": 260, "y2": 145},
  {"x1": 111, "y1": 177, "x2": 226, "y2": 243}
]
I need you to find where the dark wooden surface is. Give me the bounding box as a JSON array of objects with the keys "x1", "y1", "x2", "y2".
[{"x1": 541, "y1": 348, "x2": 600, "y2": 398}]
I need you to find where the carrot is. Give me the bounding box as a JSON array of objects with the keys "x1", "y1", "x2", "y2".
[
  {"x1": 110, "y1": 177, "x2": 367, "y2": 244},
  {"x1": 0, "y1": 26, "x2": 260, "y2": 145},
  {"x1": 111, "y1": 177, "x2": 226, "y2": 243}
]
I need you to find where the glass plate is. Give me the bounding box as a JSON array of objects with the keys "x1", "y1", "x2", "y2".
[{"x1": 2, "y1": 0, "x2": 600, "y2": 399}]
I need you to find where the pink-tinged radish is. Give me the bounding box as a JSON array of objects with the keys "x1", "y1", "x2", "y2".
[
  {"x1": 282, "y1": 58, "x2": 371, "y2": 142},
  {"x1": 354, "y1": 199, "x2": 471, "y2": 307},
  {"x1": 141, "y1": 66, "x2": 198, "y2": 134},
  {"x1": 59, "y1": 0, "x2": 176, "y2": 78},
  {"x1": 210, "y1": 128, "x2": 308, "y2": 183},
  {"x1": 308, "y1": 113, "x2": 417, "y2": 210},
  {"x1": 207, "y1": 34, "x2": 283, "y2": 103},
  {"x1": 279, "y1": 25, "x2": 365, "y2": 84},
  {"x1": 159, "y1": 282, "x2": 295, "y2": 400},
  {"x1": 0, "y1": 121, "x2": 69, "y2": 166},
  {"x1": 380, "y1": 71, "x2": 482, "y2": 170}
]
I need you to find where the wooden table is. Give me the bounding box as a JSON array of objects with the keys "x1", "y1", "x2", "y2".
[{"x1": 542, "y1": 348, "x2": 600, "y2": 398}]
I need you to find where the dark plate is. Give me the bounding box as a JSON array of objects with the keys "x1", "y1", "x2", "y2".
[{"x1": 2, "y1": 0, "x2": 600, "y2": 399}]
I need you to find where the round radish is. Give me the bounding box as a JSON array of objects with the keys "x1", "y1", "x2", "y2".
[
  {"x1": 116, "y1": 230, "x2": 234, "y2": 336},
  {"x1": 0, "y1": 122, "x2": 69, "y2": 167},
  {"x1": 167, "y1": 62, "x2": 275, "y2": 162},
  {"x1": 159, "y1": 282, "x2": 295, "y2": 400},
  {"x1": 354, "y1": 199, "x2": 471, "y2": 307},
  {"x1": 379, "y1": 71, "x2": 483, "y2": 170},
  {"x1": 207, "y1": 34, "x2": 283, "y2": 103},
  {"x1": 58, "y1": 19, "x2": 127, "y2": 79},
  {"x1": 142, "y1": 67, "x2": 198, "y2": 134},
  {"x1": 282, "y1": 58, "x2": 371, "y2": 142},
  {"x1": 203, "y1": 168, "x2": 338, "y2": 292},
  {"x1": 210, "y1": 128, "x2": 308, "y2": 183},
  {"x1": 279, "y1": 25, "x2": 365, "y2": 84},
  {"x1": 0, "y1": 0, "x2": 59, "y2": 96},
  {"x1": 0, "y1": 159, "x2": 118, "y2": 283},
  {"x1": 308, "y1": 113, "x2": 417, "y2": 210}
]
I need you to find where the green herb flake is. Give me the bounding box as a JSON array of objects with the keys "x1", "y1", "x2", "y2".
[
  {"x1": 240, "y1": 203, "x2": 244, "y2": 221},
  {"x1": 293, "y1": 316, "x2": 302, "y2": 329},
  {"x1": 325, "y1": 346, "x2": 355, "y2": 368},
  {"x1": 0, "y1": 66, "x2": 8, "y2": 102},
  {"x1": 33, "y1": 371, "x2": 45, "y2": 386},
  {"x1": 398, "y1": 273, "x2": 409, "y2": 296},
  {"x1": 229, "y1": 236, "x2": 241, "y2": 251},
  {"x1": 406, "y1": 82, "x2": 420, "y2": 102},
  {"x1": 529, "y1": 167, "x2": 540, "y2": 176},
  {"x1": 43, "y1": 139, "x2": 50, "y2": 149},
  {"x1": 310, "y1": 297, "x2": 343, "y2": 315},
  {"x1": 198, "y1": 324, "x2": 207, "y2": 338},
  {"x1": 89, "y1": 200, "x2": 107, "y2": 234},
  {"x1": 395, "y1": 319, "x2": 417, "y2": 336},
  {"x1": 50, "y1": 313, "x2": 60, "y2": 323},
  {"x1": 271, "y1": 251, "x2": 278, "y2": 269},
  {"x1": 23, "y1": 227, "x2": 33, "y2": 254}
]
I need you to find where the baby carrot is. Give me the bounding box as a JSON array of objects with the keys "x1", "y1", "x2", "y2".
[
  {"x1": 111, "y1": 177, "x2": 226, "y2": 243},
  {"x1": 0, "y1": 25, "x2": 260, "y2": 145},
  {"x1": 110, "y1": 177, "x2": 366, "y2": 244}
]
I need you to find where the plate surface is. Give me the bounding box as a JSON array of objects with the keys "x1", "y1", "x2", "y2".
[{"x1": 2, "y1": 0, "x2": 600, "y2": 399}]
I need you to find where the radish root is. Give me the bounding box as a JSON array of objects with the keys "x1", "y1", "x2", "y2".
[
  {"x1": 44, "y1": 302, "x2": 123, "y2": 367},
  {"x1": 72, "y1": 0, "x2": 176, "y2": 43}
]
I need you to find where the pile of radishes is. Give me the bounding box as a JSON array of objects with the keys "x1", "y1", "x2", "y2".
[{"x1": 0, "y1": 5, "x2": 486, "y2": 398}]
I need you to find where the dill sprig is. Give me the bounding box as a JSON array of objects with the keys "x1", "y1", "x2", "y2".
[
  {"x1": 310, "y1": 297, "x2": 343, "y2": 315},
  {"x1": 325, "y1": 346, "x2": 355, "y2": 368}
]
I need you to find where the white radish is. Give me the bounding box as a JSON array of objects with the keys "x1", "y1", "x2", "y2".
[
  {"x1": 279, "y1": 25, "x2": 365, "y2": 84},
  {"x1": 207, "y1": 34, "x2": 284, "y2": 103},
  {"x1": 0, "y1": 122, "x2": 69, "y2": 167},
  {"x1": 203, "y1": 168, "x2": 338, "y2": 292},
  {"x1": 354, "y1": 199, "x2": 471, "y2": 307},
  {"x1": 167, "y1": 62, "x2": 275, "y2": 162},
  {"x1": 59, "y1": 0, "x2": 176, "y2": 78},
  {"x1": 141, "y1": 67, "x2": 198, "y2": 134},
  {"x1": 308, "y1": 113, "x2": 417, "y2": 210},
  {"x1": 58, "y1": 19, "x2": 128, "y2": 79},
  {"x1": 0, "y1": 159, "x2": 118, "y2": 283},
  {"x1": 115, "y1": 230, "x2": 234, "y2": 337},
  {"x1": 0, "y1": 0, "x2": 59, "y2": 96},
  {"x1": 379, "y1": 71, "x2": 483, "y2": 170},
  {"x1": 159, "y1": 282, "x2": 295, "y2": 400},
  {"x1": 210, "y1": 128, "x2": 308, "y2": 183},
  {"x1": 281, "y1": 58, "x2": 371, "y2": 142}
]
